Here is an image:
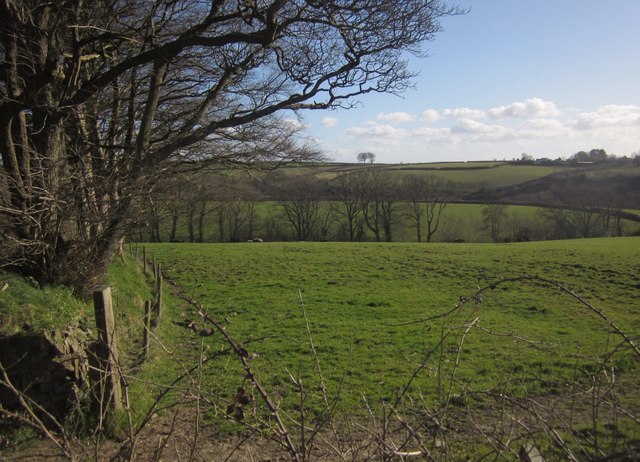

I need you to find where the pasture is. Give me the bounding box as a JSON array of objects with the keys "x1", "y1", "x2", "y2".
[
  {"x1": 384, "y1": 163, "x2": 567, "y2": 188},
  {"x1": 3, "y1": 238, "x2": 638, "y2": 459},
  {"x1": 147, "y1": 238, "x2": 640, "y2": 421},
  {"x1": 281, "y1": 161, "x2": 574, "y2": 188}
]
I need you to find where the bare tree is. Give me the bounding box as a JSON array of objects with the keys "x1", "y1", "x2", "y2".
[
  {"x1": 404, "y1": 177, "x2": 426, "y2": 243},
  {"x1": 360, "y1": 168, "x2": 398, "y2": 242},
  {"x1": 200, "y1": 179, "x2": 254, "y2": 242},
  {"x1": 543, "y1": 182, "x2": 609, "y2": 239},
  {"x1": 164, "y1": 179, "x2": 193, "y2": 242},
  {"x1": 145, "y1": 173, "x2": 194, "y2": 242},
  {"x1": 403, "y1": 175, "x2": 453, "y2": 242},
  {"x1": 544, "y1": 206, "x2": 602, "y2": 239},
  {"x1": 0, "y1": 0, "x2": 464, "y2": 289},
  {"x1": 278, "y1": 176, "x2": 325, "y2": 241},
  {"x1": 599, "y1": 193, "x2": 624, "y2": 237},
  {"x1": 281, "y1": 198, "x2": 319, "y2": 242},
  {"x1": 333, "y1": 171, "x2": 365, "y2": 241},
  {"x1": 220, "y1": 198, "x2": 257, "y2": 242},
  {"x1": 146, "y1": 196, "x2": 163, "y2": 243},
  {"x1": 482, "y1": 203, "x2": 508, "y2": 242},
  {"x1": 357, "y1": 152, "x2": 376, "y2": 163}
]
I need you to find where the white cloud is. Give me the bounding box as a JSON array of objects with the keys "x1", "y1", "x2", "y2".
[
  {"x1": 525, "y1": 118, "x2": 567, "y2": 131},
  {"x1": 451, "y1": 119, "x2": 498, "y2": 134},
  {"x1": 377, "y1": 111, "x2": 415, "y2": 124},
  {"x1": 344, "y1": 123, "x2": 408, "y2": 141},
  {"x1": 317, "y1": 98, "x2": 640, "y2": 163},
  {"x1": 520, "y1": 118, "x2": 571, "y2": 139},
  {"x1": 320, "y1": 117, "x2": 338, "y2": 128},
  {"x1": 442, "y1": 107, "x2": 485, "y2": 120},
  {"x1": 572, "y1": 104, "x2": 640, "y2": 130},
  {"x1": 451, "y1": 119, "x2": 515, "y2": 141},
  {"x1": 412, "y1": 127, "x2": 453, "y2": 144},
  {"x1": 418, "y1": 109, "x2": 440, "y2": 123},
  {"x1": 488, "y1": 97, "x2": 560, "y2": 119}
]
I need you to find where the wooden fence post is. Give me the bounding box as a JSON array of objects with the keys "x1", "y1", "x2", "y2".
[
  {"x1": 155, "y1": 269, "x2": 163, "y2": 323},
  {"x1": 92, "y1": 287, "x2": 122, "y2": 411},
  {"x1": 143, "y1": 246, "x2": 147, "y2": 274},
  {"x1": 143, "y1": 300, "x2": 152, "y2": 357}
]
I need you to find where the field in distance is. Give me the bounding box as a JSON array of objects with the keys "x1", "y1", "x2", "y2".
[{"x1": 279, "y1": 159, "x2": 640, "y2": 193}]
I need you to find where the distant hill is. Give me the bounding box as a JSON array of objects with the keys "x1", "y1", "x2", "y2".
[
  {"x1": 273, "y1": 160, "x2": 640, "y2": 209},
  {"x1": 134, "y1": 158, "x2": 640, "y2": 244}
]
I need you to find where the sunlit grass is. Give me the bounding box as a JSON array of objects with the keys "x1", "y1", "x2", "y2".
[
  {"x1": 147, "y1": 238, "x2": 640, "y2": 415},
  {"x1": 0, "y1": 274, "x2": 90, "y2": 335}
]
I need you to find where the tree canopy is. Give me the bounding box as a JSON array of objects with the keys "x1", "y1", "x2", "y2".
[
  {"x1": 0, "y1": 0, "x2": 463, "y2": 289},
  {"x1": 572, "y1": 149, "x2": 608, "y2": 163},
  {"x1": 357, "y1": 152, "x2": 376, "y2": 163}
]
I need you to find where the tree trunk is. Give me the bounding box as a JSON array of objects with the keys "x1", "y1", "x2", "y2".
[
  {"x1": 169, "y1": 212, "x2": 179, "y2": 241},
  {"x1": 197, "y1": 202, "x2": 206, "y2": 242},
  {"x1": 217, "y1": 206, "x2": 225, "y2": 242},
  {"x1": 188, "y1": 210, "x2": 195, "y2": 242},
  {"x1": 247, "y1": 203, "x2": 256, "y2": 240}
]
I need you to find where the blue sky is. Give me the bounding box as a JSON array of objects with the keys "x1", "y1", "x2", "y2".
[{"x1": 296, "y1": 1, "x2": 640, "y2": 163}]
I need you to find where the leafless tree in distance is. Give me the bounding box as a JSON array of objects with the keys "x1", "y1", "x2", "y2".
[{"x1": 404, "y1": 175, "x2": 453, "y2": 242}]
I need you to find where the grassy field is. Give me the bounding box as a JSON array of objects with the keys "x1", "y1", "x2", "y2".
[
  {"x1": 385, "y1": 164, "x2": 569, "y2": 188},
  {"x1": 286, "y1": 161, "x2": 575, "y2": 188},
  {"x1": 146, "y1": 238, "x2": 640, "y2": 422},
  {"x1": 2, "y1": 238, "x2": 638, "y2": 458}
]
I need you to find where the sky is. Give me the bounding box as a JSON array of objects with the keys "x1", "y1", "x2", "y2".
[{"x1": 296, "y1": 0, "x2": 640, "y2": 164}]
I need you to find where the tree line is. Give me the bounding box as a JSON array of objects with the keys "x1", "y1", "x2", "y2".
[
  {"x1": 132, "y1": 166, "x2": 638, "y2": 244},
  {"x1": 134, "y1": 167, "x2": 453, "y2": 243}
]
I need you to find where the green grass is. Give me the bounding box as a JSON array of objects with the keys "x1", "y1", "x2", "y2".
[
  {"x1": 584, "y1": 164, "x2": 640, "y2": 178},
  {"x1": 104, "y1": 257, "x2": 155, "y2": 366},
  {"x1": 0, "y1": 258, "x2": 161, "y2": 437},
  {"x1": 2, "y1": 239, "x2": 638, "y2": 455},
  {"x1": 388, "y1": 161, "x2": 504, "y2": 169},
  {"x1": 146, "y1": 238, "x2": 640, "y2": 417},
  {"x1": 0, "y1": 273, "x2": 90, "y2": 335},
  {"x1": 389, "y1": 163, "x2": 570, "y2": 188},
  {"x1": 290, "y1": 162, "x2": 574, "y2": 188},
  {"x1": 102, "y1": 256, "x2": 197, "y2": 431},
  {"x1": 268, "y1": 162, "x2": 640, "y2": 206}
]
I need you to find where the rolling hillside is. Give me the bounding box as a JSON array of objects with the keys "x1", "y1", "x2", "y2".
[{"x1": 279, "y1": 160, "x2": 640, "y2": 207}]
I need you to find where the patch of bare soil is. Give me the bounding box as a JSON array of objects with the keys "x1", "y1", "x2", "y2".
[
  {"x1": 3, "y1": 386, "x2": 640, "y2": 462},
  {"x1": 1, "y1": 410, "x2": 286, "y2": 461},
  {"x1": 2, "y1": 372, "x2": 639, "y2": 461}
]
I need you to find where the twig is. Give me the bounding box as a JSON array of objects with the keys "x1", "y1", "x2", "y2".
[
  {"x1": 472, "y1": 323, "x2": 543, "y2": 345},
  {"x1": 394, "y1": 276, "x2": 640, "y2": 359},
  {"x1": 0, "y1": 362, "x2": 75, "y2": 460},
  {"x1": 168, "y1": 278, "x2": 301, "y2": 462},
  {"x1": 298, "y1": 289, "x2": 350, "y2": 460},
  {"x1": 389, "y1": 405, "x2": 434, "y2": 460},
  {"x1": 188, "y1": 341, "x2": 205, "y2": 462},
  {"x1": 298, "y1": 290, "x2": 328, "y2": 404}
]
